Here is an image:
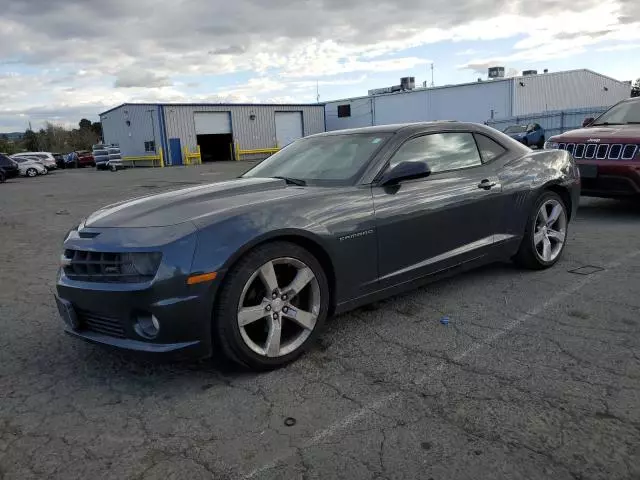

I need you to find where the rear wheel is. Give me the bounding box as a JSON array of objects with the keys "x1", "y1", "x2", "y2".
[
  {"x1": 40, "y1": 168, "x2": 48, "y2": 175},
  {"x1": 26, "y1": 168, "x2": 37, "y2": 177},
  {"x1": 214, "y1": 242, "x2": 329, "y2": 370},
  {"x1": 514, "y1": 191, "x2": 568, "y2": 270}
]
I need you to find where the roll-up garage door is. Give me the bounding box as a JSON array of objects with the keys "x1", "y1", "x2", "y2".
[
  {"x1": 194, "y1": 112, "x2": 232, "y2": 134},
  {"x1": 275, "y1": 112, "x2": 303, "y2": 147}
]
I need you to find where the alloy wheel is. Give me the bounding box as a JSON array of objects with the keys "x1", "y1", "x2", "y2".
[
  {"x1": 237, "y1": 257, "x2": 320, "y2": 358},
  {"x1": 533, "y1": 198, "x2": 567, "y2": 262}
]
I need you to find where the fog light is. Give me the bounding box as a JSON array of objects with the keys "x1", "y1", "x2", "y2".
[{"x1": 135, "y1": 313, "x2": 160, "y2": 339}]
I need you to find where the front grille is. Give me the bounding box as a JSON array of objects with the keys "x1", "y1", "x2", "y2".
[
  {"x1": 76, "y1": 309, "x2": 126, "y2": 338},
  {"x1": 559, "y1": 142, "x2": 638, "y2": 161},
  {"x1": 63, "y1": 250, "x2": 159, "y2": 283}
]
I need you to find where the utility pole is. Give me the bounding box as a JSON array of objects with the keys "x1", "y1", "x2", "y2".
[
  {"x1": 431, "y1": 63, "x2": 435, "y2": 88},
  {"x1": 316, "y1": 80, "x2": 320, "y2": 103}
]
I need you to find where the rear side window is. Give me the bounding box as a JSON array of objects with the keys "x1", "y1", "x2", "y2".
[
  {"x1": 389, "y1": 132, "x2": 482, "y2": 173},
  {"x1": 474, "y1": 134, "x2": 507, "y2": 163}
]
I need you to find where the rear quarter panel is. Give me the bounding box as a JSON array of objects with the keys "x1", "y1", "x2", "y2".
[{"x1": 498, "y1": 149, "x2": 579, "y2": 238}]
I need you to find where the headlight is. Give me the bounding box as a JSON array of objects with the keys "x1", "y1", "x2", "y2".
[
  {"x1": 544, "y1": 142, "x2": 560, "y2": 150},
  {"x1": 121, "y1": 252, "x2": 162, "y2": 276}
]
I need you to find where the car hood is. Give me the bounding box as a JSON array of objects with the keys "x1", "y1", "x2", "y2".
[
  {"x1": 84, "y1": 177, "x2": 307, "y2": 228},
  {"x1": 550, "y1": 124, "x2": 640, "y2": 143}
]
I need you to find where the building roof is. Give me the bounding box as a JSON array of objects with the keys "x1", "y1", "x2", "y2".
[
  {"x1": 326, "y1": 69, "x2": 629, "y2": 105},
  {"x1": 100, "y1": 102, "x2": 325, "y2": 116}
]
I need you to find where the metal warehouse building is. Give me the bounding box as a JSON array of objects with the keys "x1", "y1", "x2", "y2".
[
  {"x1": 325, "y1": 69, "x2": 631, "y2": 131},
  {"x1": 100, "y1": 103, "x2": 325, "y2": 165}
]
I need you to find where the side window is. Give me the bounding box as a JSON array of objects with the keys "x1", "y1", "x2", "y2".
[
  {"x1": 389, "y1": 132, "x2": 482, "y2": 174},
  {"x1": 474, "y1": 134, "x2": 507, "y2": 163},
  {"x1": 0, "y1": 154, "x2": 10, "y2": 166}
]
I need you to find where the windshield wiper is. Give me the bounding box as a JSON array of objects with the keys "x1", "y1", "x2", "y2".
[
  {"x1": 592, "y1": 122, "x2": 625, "y2": 126},
  {"x1": 272, "y1": 176, "x2": 307, "y2": 186}
]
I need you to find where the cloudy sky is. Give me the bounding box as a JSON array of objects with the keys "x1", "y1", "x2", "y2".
[{"x1": 0, "y1": 0, "x2": 638, "y2": 132}]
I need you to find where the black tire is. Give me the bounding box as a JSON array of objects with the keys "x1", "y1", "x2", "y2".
[
  {"x1": 213, "y1": 241, "x2": 330, "y2": 370},
  {"x1": 537, "y1": 136, "x2": 545, "y2": 149},
  {"x1": 26, "y1": 168, "x2": 37, "y2": 177},
  {"x1": 0, "y1": 172, "x2": 5, "y2": 183},
  {"x1": 514, "y1": 191, "x2": 568, "y2": 270}
]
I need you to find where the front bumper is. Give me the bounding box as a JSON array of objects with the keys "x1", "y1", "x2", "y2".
[
  {"x1": 576, "y1": 160, "x2": 640, "y2": 197},
  {"x1": 55, "y1": 223, "x2": 218, "y2": 359}
]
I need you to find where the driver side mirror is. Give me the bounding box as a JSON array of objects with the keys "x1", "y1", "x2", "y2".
[
  {"x1": 381, "y1": 160, "x2": 431, "y2": 186},
  {"x1": 582, "y1": 117, "x2": 594, "y2": 127}
]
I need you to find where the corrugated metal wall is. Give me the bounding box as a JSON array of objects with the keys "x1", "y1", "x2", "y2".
[
  {"x1": 325, "y1": 98, "x2": 373, "y2": 131},
  {"x1": 374, "y1": 90, "x2": 428, "y2": 124},
  {"x1": 427, "y1": 80, "x2": 512, "y2": 123},
  {"x1": 511, "y1": 70, "x2": 630, "y2": 116},
  {"x1": 100, "y1": 104, "x2": 163, "y2": 158},
  {"x1": 102, "y1": 103, "x2": 325, "y2": 162},
  {"x1": 162, "y1": 104, "x2": 324, "y2": 158},
  {"x1": 486, "y1": 106, "x2": 610, "y2": 138},
  {"x1": 324, "y1": 69, "x2": 630, "y2": 132}
]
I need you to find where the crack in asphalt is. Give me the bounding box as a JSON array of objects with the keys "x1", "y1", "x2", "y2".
[{"x1": 243, "y1": 249, "x2": 640, "y2": 479}]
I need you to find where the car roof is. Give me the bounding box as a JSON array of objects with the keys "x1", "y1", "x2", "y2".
[{"x1": 310, "y1": 121, "x2": 486, "y2": 137}]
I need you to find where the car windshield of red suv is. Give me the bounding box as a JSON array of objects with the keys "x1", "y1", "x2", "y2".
[{"x1": 592, "y1": 101, "x2": 640, "y2": 125}]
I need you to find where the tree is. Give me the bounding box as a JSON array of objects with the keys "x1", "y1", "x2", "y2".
[
  {"x1": 632, "y1": 79, "x2": 640, "y2": 98},
  {"x1": 23, "y1": 129, "x2": 39, "y2": 151},
  {"x1": 91, "y1": 122, "x2": 103, "y2": 139},
  {"x1": 79, "y1": 118, "x2": 92, "y2": 130}
]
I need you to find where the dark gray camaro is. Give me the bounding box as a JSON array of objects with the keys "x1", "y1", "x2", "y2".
[{"x1": 56, "y1": 122, "x2": 580, "y2": 370}]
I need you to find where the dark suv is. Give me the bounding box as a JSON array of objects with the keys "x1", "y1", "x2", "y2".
[
  {"x1": 545, "y1": 97, "x2": 640, "y2": 199},
  {"x1": 0, "y1": 154, "x2": 20, "y2": 179}
]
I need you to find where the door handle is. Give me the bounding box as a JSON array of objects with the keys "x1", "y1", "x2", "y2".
[{"x1": 478, "y1": 179, "x2": 496, "y2": 190}]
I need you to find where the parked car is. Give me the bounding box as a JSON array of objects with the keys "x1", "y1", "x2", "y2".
[
  {"x1": 0, "y1": 154, "x2": 20, "y2": 179},
  {"x1": 11, "y1": 156, "x2": 48, "y2": 177},
  {"x1": 53, "y1": 153, "x2": 66, "y2": 169},
  {"x1": 503, "y1": 123, "x2": 545, "y2": 148},
  {"x1": 12, "y1": 152, "x2": 57, "y2": 170},
  {"x1": 545, "y1": 96, "x2": 640, "y2": 199},
  {"x1": 56, "y1": 122, "x2": 579, "y2": 370}
]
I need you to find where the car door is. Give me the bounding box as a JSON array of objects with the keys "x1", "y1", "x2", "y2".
[{"x1": 372, "y1": 131, "x2": 503, "y2": 288}]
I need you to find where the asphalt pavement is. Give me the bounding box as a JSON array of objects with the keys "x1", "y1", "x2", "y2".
[{"x1": 1, "y1": 164, "x2": 639, "y2": 480}]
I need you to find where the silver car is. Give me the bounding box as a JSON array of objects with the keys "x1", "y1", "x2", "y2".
[
  {"x1": 11, "y1": 156, "x2": 48, "y2": 177},
  {"x1": 12, "y1": 152, "x2": 57, "y2": 170}
]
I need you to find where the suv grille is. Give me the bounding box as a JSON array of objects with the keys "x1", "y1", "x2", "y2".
[
  {"x1": 558, "y1": 143, "x2": 638, "y2": 160},
  {"x1": 63, "y1": 250, "x2": 160, "y2": 283}
]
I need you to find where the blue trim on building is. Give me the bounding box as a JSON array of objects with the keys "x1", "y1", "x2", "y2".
[{"x1": 158, "y1": 105, "x2": 169, "y2": 165}]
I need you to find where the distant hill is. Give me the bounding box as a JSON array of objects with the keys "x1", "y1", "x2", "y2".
[{"x1": 0, "y1": 132, "x2": 25, "y2": 141}]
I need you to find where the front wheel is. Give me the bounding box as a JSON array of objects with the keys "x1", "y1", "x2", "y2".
[
  {"x1": 514, "y1": 191, "x2": 568, "y2": 270},
  {"x1": 26, "y1": 168, "x2": 37, "y2": 177},
  {"x1": 214, "y1": 241, "x2": 330, "y2": 370}
]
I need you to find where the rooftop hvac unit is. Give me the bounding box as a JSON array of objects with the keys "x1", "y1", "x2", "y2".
[
  {"x1": 488, "y1": 66, "x2": 505, "y2": 79},
  {"x1": 522, "y1": 70, "x2": 538, "y2": 76},
  {"x1": 400, "y1": 77, "x2": 415, "y2": 90}
]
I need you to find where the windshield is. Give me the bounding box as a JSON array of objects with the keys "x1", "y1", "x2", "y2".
[
  {"x1": 592, "y1": 101, "x2": 640, "y2": 125},
  {"x1": 504, "y1": 125, "x2": 527, "y2": 133},
  {"x1": 242, "y1": 133, "x2": 391, "y2": 186}
]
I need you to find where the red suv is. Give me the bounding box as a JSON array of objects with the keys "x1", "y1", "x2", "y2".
[{"x1": 545, "y1": 97, "x2": 640, "y2": 199}]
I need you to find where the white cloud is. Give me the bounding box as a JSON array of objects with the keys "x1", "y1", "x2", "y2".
[{"x1": 0, "y1": 0, "x2": 638, "y2": 130}]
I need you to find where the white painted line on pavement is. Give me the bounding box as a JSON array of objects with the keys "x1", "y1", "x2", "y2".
[{"x1": 244, "y1": 250, "x2": 640, "y2": 479}]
